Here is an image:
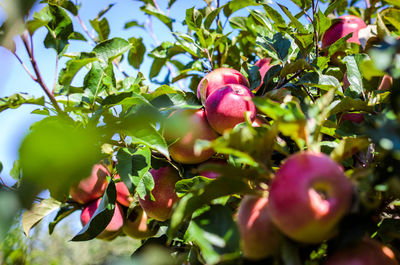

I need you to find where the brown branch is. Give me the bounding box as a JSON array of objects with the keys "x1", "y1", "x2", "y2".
[
  {"x1": 21, "y1": 32, "x2": 63, "y2": 114},
  {"x1": 273, "y1": 70, "x2": 303, "y2": 90}
]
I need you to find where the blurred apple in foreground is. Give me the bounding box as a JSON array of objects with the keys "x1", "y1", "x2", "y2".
[
  {"x1": 70, "y1": 164, "x2": 109, "y2": 204},
  {"x1": 197, "y1": 68, "x2": 249, "y2": 101},
  {"x1": 324, "y1": 238, "x2": 399, "y2": 265},
  {"x1": 164, "y1": 109, "x2": 218, "y2": 164},
  {"x1": 123, "y1": 206, "x2": 159, "y2": 239},
  {"x1": 197, "y1": 158, "x2": 227, "y2": 179},
  {"x1": 205, "y1": 84, "x2": 256, "y2": 134},
  {"x1": 268, "y1": 152, "x2": 353, "y2": 243},
  {"x1": 138, "y1": 167, "x2": 180, "y2": 221},
  {"x1": 80, "y1": 198, "x2": 124, "y2": 240},
  {"x1": 237, "y1": 195, "x2": 282, "y2": 260}
]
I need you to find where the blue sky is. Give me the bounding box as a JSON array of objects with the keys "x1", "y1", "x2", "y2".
[{"x1": 0, "y1": 0, "x2": 319, "y2": 186}]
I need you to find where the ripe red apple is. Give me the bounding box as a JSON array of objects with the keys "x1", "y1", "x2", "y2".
[
  {"x1": 197, "y1": 158, "x2": 227, "y2": 179},
  {"x1": 80, "y1": 198, "x2": 124, "y2": 240},
  {"x1": 324, "y1": 238, "x2": 399, "y2": 265},
  {"x1": 123, "y1": 206, "x2": 159, "y2": 239},
  {"x1": 378, "y1": 74, "x2": 393, "y2": 90},
  {"x1": 205, "y1": 84, "x2": 257, "y2": 134},
  {"x1": 114, "y1": 174, "x2": 133, "y2": 207},
  {"x1": 70, "y1": 164, "x2": 109, "y2": 205},
  {"x1": 164, "y1": 109, "x2": 218, "y2": 164},
  {"x1": 254, "y1": 58, "x2": 272, "y2": 92},
  {"x1": 268, "y1": 151, "x2": 353, "y2": 243},
  {"x1": 322, "y1": 15, "x2": 367, "y2": 49},
  {"x1": 197, "y1": 68, "x2": 250, "y2": 102},
  {"x1": 138, "y1": 166, "x2": 180, "y2": 221},
  {"x1": 237, "y1": 195, "x2": 282, "y2": 260}
]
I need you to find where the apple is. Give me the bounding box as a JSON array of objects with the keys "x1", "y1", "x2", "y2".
[
  {"x1": 197, "y1": 68, "x2": 250, "y2": 102},
  {"x1": 254, "y1": 58, "x2": 272, "y2": 92},
  {"x1": 138, "y1": 166, "x2": 180, "y2": 221},
  {"x1": 324, "y1": 238, "x2": 399, "y2": 265},
  {"x1": 114, "y1": 174, "x2": 133, "y2": 207},
  {"x1": 205, "y1": 84, "x2": 257, "y2": 134},
  {"x1": 164, "y1": 109, "x2": 218, "y2": 164},
  {"x1": 70, "y1": 164, "x2": 109, "y2": 205},
  {"x1": 340, "y1": 113, "x2": 364, "y2": 124},
  {"x1": 80, "y1": 198, "x2": 124, "y2": 240},
  {"x1": 378, "y1": 74, "x2": 393, "y2": 91},
  {"x1": 237, "y1": 195, "x2": 282, "y2": 260},
  {"x1": 268, "y1": 151, "x2": 353, "y2": 243},
  {"x1": 123, "y1": 206, "x2": 159, "y2": 239},
  {"x1": 322, "y1": 15, "x2": 367, "y2": 49},
  {"x1": 197, "y1": 158, "x2": 227, "y2": 179}
]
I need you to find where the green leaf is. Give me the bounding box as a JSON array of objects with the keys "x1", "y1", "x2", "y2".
[
  {"x1": 93, "y1": 37, "x2": 131, "y2": 66},
  {"x1": 116, "y1": 147, "x2": 152, "y2": 199},
  {"x1": 47, "y1": 0, "x2": 78, "y2": 15},
  {"x1": 204, "y1": 7, "x2": 222, "y2": 30},
  {"x1": 124, "y1": 20, "x2": 145, "y2": 29},
  {"x1": 0, "y1": 192, "x2": 20, "y2": 241},
  {"x1": 90, "y1": 17, "x2": 110, "y2": 42},
  {"x1": 330, "y1": 97, "x2": 374, "y2": 115},
  {"x1": 330, "y1": 137, "x2": 370, "y2": 162},
  {"x1": 141, "y1": 4, "x2": 173, "y2": 31},
  {"x1": 280, "y1": 59, "x2": 314, "y2": 77},
  {"x1": 71, "y1": 181, "x2": 117, "y2": 241},
  {"x1": 175, "y1": 177, "x2": 213, "y2": 197},
  {"x1": 383, "y1": 0, "x2": 400, "y2": 8},
  {"x1": 19, "y1": 117, "x2": 102, "y2": 204},
  {"x1": 83, "y1": 61, "x2": 115, "y2": 102},
  {"x1": 48, "y1": 205, "x2": 77, "y2": 234},
  {"x1": 343, "y1": 55, "x2": 365, "y2": 96},
  {"x1": 22, "y1": 198, "x2": 61, "y2": 236},
  {"x1": 278, "y1": 4, "x2": 308, "y2": 34},
  {"x1": 223, "y1": 0, "x2": 268, "y2": 18},
  {"x1": 186, "y1": 205, "x2": 240, "y2": 265},
  {"x1": 42, "y1": 4, "x2": 74, "y2": 54},
  {"x1": 0, "y1": 93, "x2": 45, "y2": 113},
  {"x1": 128, "y1": 37, "x2": 146, "y2": 69},
  {"x1": 168, "y1": 166, "x2": 253, "y2": 237},
  {"x1": 95, "y1": 3, "x2": 115, "y2": 19},
  {"x1": 58, "y1": 53, "x2": 98, "y2": 86},
  {"x1": 186, "y1": 7, "x2": 203, "y2": 31},
  {"x1": 263, "y1": 4, "x2": 286, "y2": 28}
]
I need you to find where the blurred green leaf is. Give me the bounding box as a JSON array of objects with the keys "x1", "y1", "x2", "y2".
[
  {"x1": 186, "y1": 205, "x2": 240, "y2": 265},
  {"x1": 19, "y1": 117, "x2": 102, "y2": 203},
  {"x1": 263, "y1": 4, "x2": 286, "y2": 28},
  {"x1": 124, "y1": 20, "x2": 145, "y2": 29},
  {"x1": 0, "y1": 192, "x2": 20, "y2": 241},
  {"x1": 330, "y1": 137, "x2": 370, "y2": 162},
  {"x1": 22, "y1": 198, "x2": 61, "y2": 236}
]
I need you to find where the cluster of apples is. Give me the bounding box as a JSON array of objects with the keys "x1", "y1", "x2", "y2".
[
  {"x1": 321, "y1": 14, "x2": 393, "y2": 124},
  {"x1": 70, "y1": 164, "x2": 180, "y2": 240},
  {"x1": 237, "y1": 151, "x2": 399, "y2": 264},
  {"x1": 164, "y1": 64, "x2": 274, "y2": 165}
]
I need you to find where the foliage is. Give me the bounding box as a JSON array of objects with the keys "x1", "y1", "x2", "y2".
[{"x1": 1, "y1": 0, "x2": 400, "y2": 264}]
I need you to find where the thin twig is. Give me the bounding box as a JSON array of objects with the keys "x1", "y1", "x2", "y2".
[
  {"x1": 12, "y1": 52, "x2": 37, "y2": 81},
  {"x1": 76, "y1": 14, "x2": 96, "y2": 44},
  {"x1": 21, "y1": 32, "x2": 63, "y2": 114},
  {"x1": 52, "y1": 55, "x2": 59, "y2": 95},
  {"x1": 301, "y1": 84, "x2": 315, "y2": 102},
  {"x1": 311, "y1": 0, "x2": 319, "y2": 61},
  {"x1": 273, "y1": 70, "x2": 303, "y2": 90}
]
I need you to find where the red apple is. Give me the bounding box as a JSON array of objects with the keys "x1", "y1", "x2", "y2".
[
  {"x1": 322, "y1": 15, "x2": 367, "y2": 49},
  {"x1": 138, "y1": 166, "x2": 180, "y2": 221},
  {"x1": 254, "y1": 58, "x2": 272, "y2": 92},
  {"x1": 80, "y1": 198, "x2": 124, "y2": 240},
  {"x1": 197, "y1": 68, "x2": 250, "y2": 102},
  {"x1": 164, "y1": 109, "x2": 218, "y2": 164},
  {"x1": 70, "y1": 164, "x2": 109, "y2": 205},
  {"x1": 114, "y1": 174, "x2": 133, "y2": 207},
  {"x1": 123, "y1": 206, "x2": 159, "y2": 239},
  {"x1": 324, "y1": 238, "x2": 399, "y2": 265},
  {"x1": 197, "y1": 158, "x2": 227, "y2": 179},
  {"x1": 340, "y1": 113, "x2": 364, "y2": 124},
  {"x1": 237, "y1": 195, "x2": 282, "y2": 260},
  {"x1": 268, "y1": 151, "x2": 353, "y2": 243},
  {"x1": 205, "y1": 84, "x2": 257, "y2": 134}
]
